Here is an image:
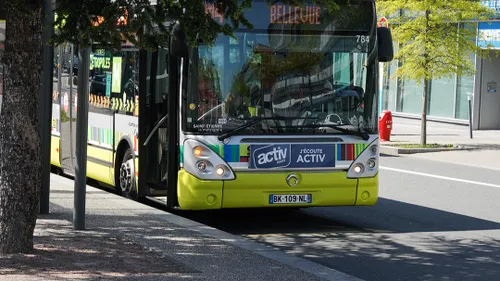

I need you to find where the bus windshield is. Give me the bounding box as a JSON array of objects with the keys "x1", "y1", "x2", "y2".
[{"x1": 185, "y1": 1, "x2": 377, "y2": 135}]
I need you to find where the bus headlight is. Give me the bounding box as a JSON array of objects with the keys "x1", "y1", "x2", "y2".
[
  {"x1": 353, "y1": 163, "x2": 364, "y2": 174},
  {"x1": 347, "y1": 138, "x2": 379, "y2": 179},
  {"x1": 215, "y1": 165, "x2": 226, "y2": 176},
  {"x1": 183, "y1": 139, "x2": 235, "y2": 180},
  {"x1": 367, "y1": 158, "x2": 377, "y2": 169},
  {"x1": 197, "y1": 160, "x2": 213, "y2": 173},
  {"x1": 197, "y1": 161, "x2": 207, "y2": 172},
  {"x1": 193, "y1": 145, "x2": 211, "y2": 158}
]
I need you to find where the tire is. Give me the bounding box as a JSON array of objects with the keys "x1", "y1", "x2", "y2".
[{"x1": 118, "y1": 147, "x2": 138, "y2": 200}]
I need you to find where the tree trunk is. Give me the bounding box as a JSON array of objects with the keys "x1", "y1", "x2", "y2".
[
  {"x1": 421, "y1": 9, "x2": 430, "y2": 147},
  {"x1": 0, "y1": 0, "x2": 43, "y2": 253},
  {"x1": 421, "y1": 79, "x2": 429, "y2": 146}
]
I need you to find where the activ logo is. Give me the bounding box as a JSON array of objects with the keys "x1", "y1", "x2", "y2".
[
  {"x1": 249, "y1": 143, "x2": 336, "y2": 169},
  {"x1": 250, "y1": 144, "x2": 292, "y2": 169}
]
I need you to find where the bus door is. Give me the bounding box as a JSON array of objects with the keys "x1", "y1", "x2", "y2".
[{"x1": 139, "y1": 48, "x2": 170, "y2": 196}]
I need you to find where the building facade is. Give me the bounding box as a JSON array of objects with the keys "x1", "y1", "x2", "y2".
[{"x1": 379, "y1": 1, "x2": 500, "y2": 130}]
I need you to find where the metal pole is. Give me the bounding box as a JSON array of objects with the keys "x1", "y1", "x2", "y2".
[
  {"x1": 39, "y1": 0, "x2": 54, "y2": 214},
  {"x1": 57, "y1": 47, "x2": 62, "y2": 98},
  {"x1": 468, "y1": 95, "x2": 473, "y2": 139},
  {"x1": 73, "y1": 46, "x2": 90, "y2": 230},
  {"x1": 69, "y1": 46, "x2": 74, "y2": 167},
  {"x1": 69, "y1": 45, "x2": 73, "y2": 96}
]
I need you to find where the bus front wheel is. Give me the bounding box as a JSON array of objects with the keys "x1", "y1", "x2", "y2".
[{"x1": 118, "y1": 147, "x2": 138, "y2": 200}]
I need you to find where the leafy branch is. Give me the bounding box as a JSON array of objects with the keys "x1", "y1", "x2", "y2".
[{"x1": 51, "y1": 0, "x2": 345, "y2": 49}]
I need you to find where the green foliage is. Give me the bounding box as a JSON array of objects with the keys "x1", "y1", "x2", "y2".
[
  {"x1": 60, "y1": 110, "x2": 69, "y2": 123},
  {"x1": 52, "y1": 0, "x2": 344, "y2": 50},
  {"x1": 59, "y1": 110, "x2": 76, "y2": 122},
  {"x1": 377, "y1": 0, "x2": 496, "y2": 82}
]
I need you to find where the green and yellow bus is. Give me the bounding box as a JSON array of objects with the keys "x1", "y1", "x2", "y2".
[{"x1": 50, "y1": 0, "x2": 393, "y2": 210}]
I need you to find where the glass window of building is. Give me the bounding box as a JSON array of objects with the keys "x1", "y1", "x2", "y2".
[
  {"x1": 400, "y1": 77, "x2": 423, "y2": 115},
  {"x1": 455, "y1": 23, "x2": 477, "y2": 120},
  {"x1": 428, "y1": 76, "x2": 455, "y2": 118}
]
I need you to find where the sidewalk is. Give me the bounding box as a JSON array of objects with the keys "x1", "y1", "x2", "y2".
[
  {"x1": 0, "y1": 175, "x2": 360, "y2": 281},
  {"x1": 385, "y1": 117, "x2": 500, "y2": 148},
  {"x1": 381, "y1": 116, "x2": 500, "y2": 170}
]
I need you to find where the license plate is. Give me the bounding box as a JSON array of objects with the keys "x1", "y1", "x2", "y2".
[{"x1": 269, "y1": 194, "x2": 312, "y2": 204}]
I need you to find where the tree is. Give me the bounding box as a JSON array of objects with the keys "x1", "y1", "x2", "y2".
[
  {"x1": 377, "y1": 0, "x2": 494, "y2": 145},
  {"x1": 0, "y1": 0, "x2": 43, "y2": 253},
  {"x1": 0, "y1": 0, "x2": 341, "y2": 253},
  {"x1": 51, "y1": 0, "x2": 342, "y2": 48}
]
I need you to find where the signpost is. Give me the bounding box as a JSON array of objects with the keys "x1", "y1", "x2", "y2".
[
  {"x1": 73, "y1": 46, "x2": 90, "y2": 230},
  {"x1": 39, "y1": 0, "x2": 55, "y2": 215}
]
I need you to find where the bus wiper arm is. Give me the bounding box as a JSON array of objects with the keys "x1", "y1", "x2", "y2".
[
  {"x1": 291, "y1": 124, "x2": 370, "y2": 141},
  {"x1": 319, "y1": 124, "x2": 370, "y2": 141},
  {"x1": 217, "y1": 117, "x2": 273, "y2": 141}
]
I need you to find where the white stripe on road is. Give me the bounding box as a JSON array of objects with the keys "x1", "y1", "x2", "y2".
[{"x1": 380, "y1": 166, "x2": 500, "y2": 189}]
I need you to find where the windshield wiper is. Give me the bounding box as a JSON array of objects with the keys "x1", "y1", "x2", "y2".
[
  {"x1": 217, "y1": 118, "x2": 267, "y2": 141},
  {"x1": 217, "y1": 116, "x2": 289, "y2": 141},
  {"x1": 286, "y1": 124, "x2": 370, "y2": 141}
]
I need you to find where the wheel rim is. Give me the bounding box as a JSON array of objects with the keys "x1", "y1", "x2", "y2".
[{"x1": 119, "y1": 157, "x2": 135, "y2": 193}]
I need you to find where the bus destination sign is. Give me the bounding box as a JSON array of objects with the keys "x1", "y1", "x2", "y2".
[
  {"x1": 205, "y1": 2, "x2": 324, "y2": 26},
  {"x1": 205, "y1": 1, "x2": 373, "y2": 33},
  {"x1": 270, "y1": 5, "x2": 322, "y2": 25}
]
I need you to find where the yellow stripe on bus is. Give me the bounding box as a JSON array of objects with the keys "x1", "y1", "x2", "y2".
[{"x1": 87, "y1": 145, "x2": 114, "y2": 186}]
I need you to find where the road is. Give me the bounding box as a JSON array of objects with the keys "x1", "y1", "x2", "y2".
[{"x1": 178, "y1": 154, "x2": 500, "y2": 281}]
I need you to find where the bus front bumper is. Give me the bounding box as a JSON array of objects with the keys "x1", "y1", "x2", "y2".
[{"x1": 177, "y1": 169, "x2": 378, "y2": 210}]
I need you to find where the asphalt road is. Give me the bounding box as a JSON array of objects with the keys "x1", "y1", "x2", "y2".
[{"x1": 178, "y1": 154, "x2": 500, "y2": 281}]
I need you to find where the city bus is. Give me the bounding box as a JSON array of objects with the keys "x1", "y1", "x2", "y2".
[{"x1": 50, "y1": 0, "x2": 393, "y2": 210}]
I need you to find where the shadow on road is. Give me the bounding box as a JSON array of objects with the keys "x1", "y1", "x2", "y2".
[
  {"x1": 176, "y1": 197, "x2": 500, "y2": 235},
  {"x1": 176, "y1": 198, "x2": 500, "y2": 281}
]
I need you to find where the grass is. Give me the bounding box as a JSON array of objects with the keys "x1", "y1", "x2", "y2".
[{"x1": 388, "y1": 143, "x2": 454, "y2": 149}]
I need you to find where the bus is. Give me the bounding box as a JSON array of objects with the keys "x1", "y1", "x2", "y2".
[{"x1": 50, "y1": 0, "x2": 393, "y2": 210}]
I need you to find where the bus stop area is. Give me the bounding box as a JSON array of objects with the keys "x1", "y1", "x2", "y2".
[
  {"x1": 383, "y1": 116, "x2": 500, "y2": 148},
  {"x1": 380, "y1": 116, "x2": 500, "y2": 170},
  {"x1": 0, "y1": 174, "x2": 359, "y2": 281}
]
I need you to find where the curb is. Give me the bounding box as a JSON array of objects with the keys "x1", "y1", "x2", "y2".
[
  {"x1": 149, "y1": 210, "x2": 364, "y2": 281},
  {"x1": 380, "y1": 145, "x2": 472, "y2": 156}
]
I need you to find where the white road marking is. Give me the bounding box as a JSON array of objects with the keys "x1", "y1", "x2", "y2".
[{"x1": 380, "y1": 166, "x2": 500, "y2": 189}]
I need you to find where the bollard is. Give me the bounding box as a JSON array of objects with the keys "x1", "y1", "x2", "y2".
[{"x1": 468, "y1": 95, "x2": 473, "y2": 139}]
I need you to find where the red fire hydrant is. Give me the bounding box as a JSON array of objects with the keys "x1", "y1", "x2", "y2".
[{"x1": 379, "y1": 110, "x2": 393, "y2": 142}]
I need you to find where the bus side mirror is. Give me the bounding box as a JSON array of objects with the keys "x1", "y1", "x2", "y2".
[
  {"x1": 377, "y1": 27, "x2": 394, "y2": 62},
  {"x1": 170, "y1": 22, "x2": 188, "y2": 58}
]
